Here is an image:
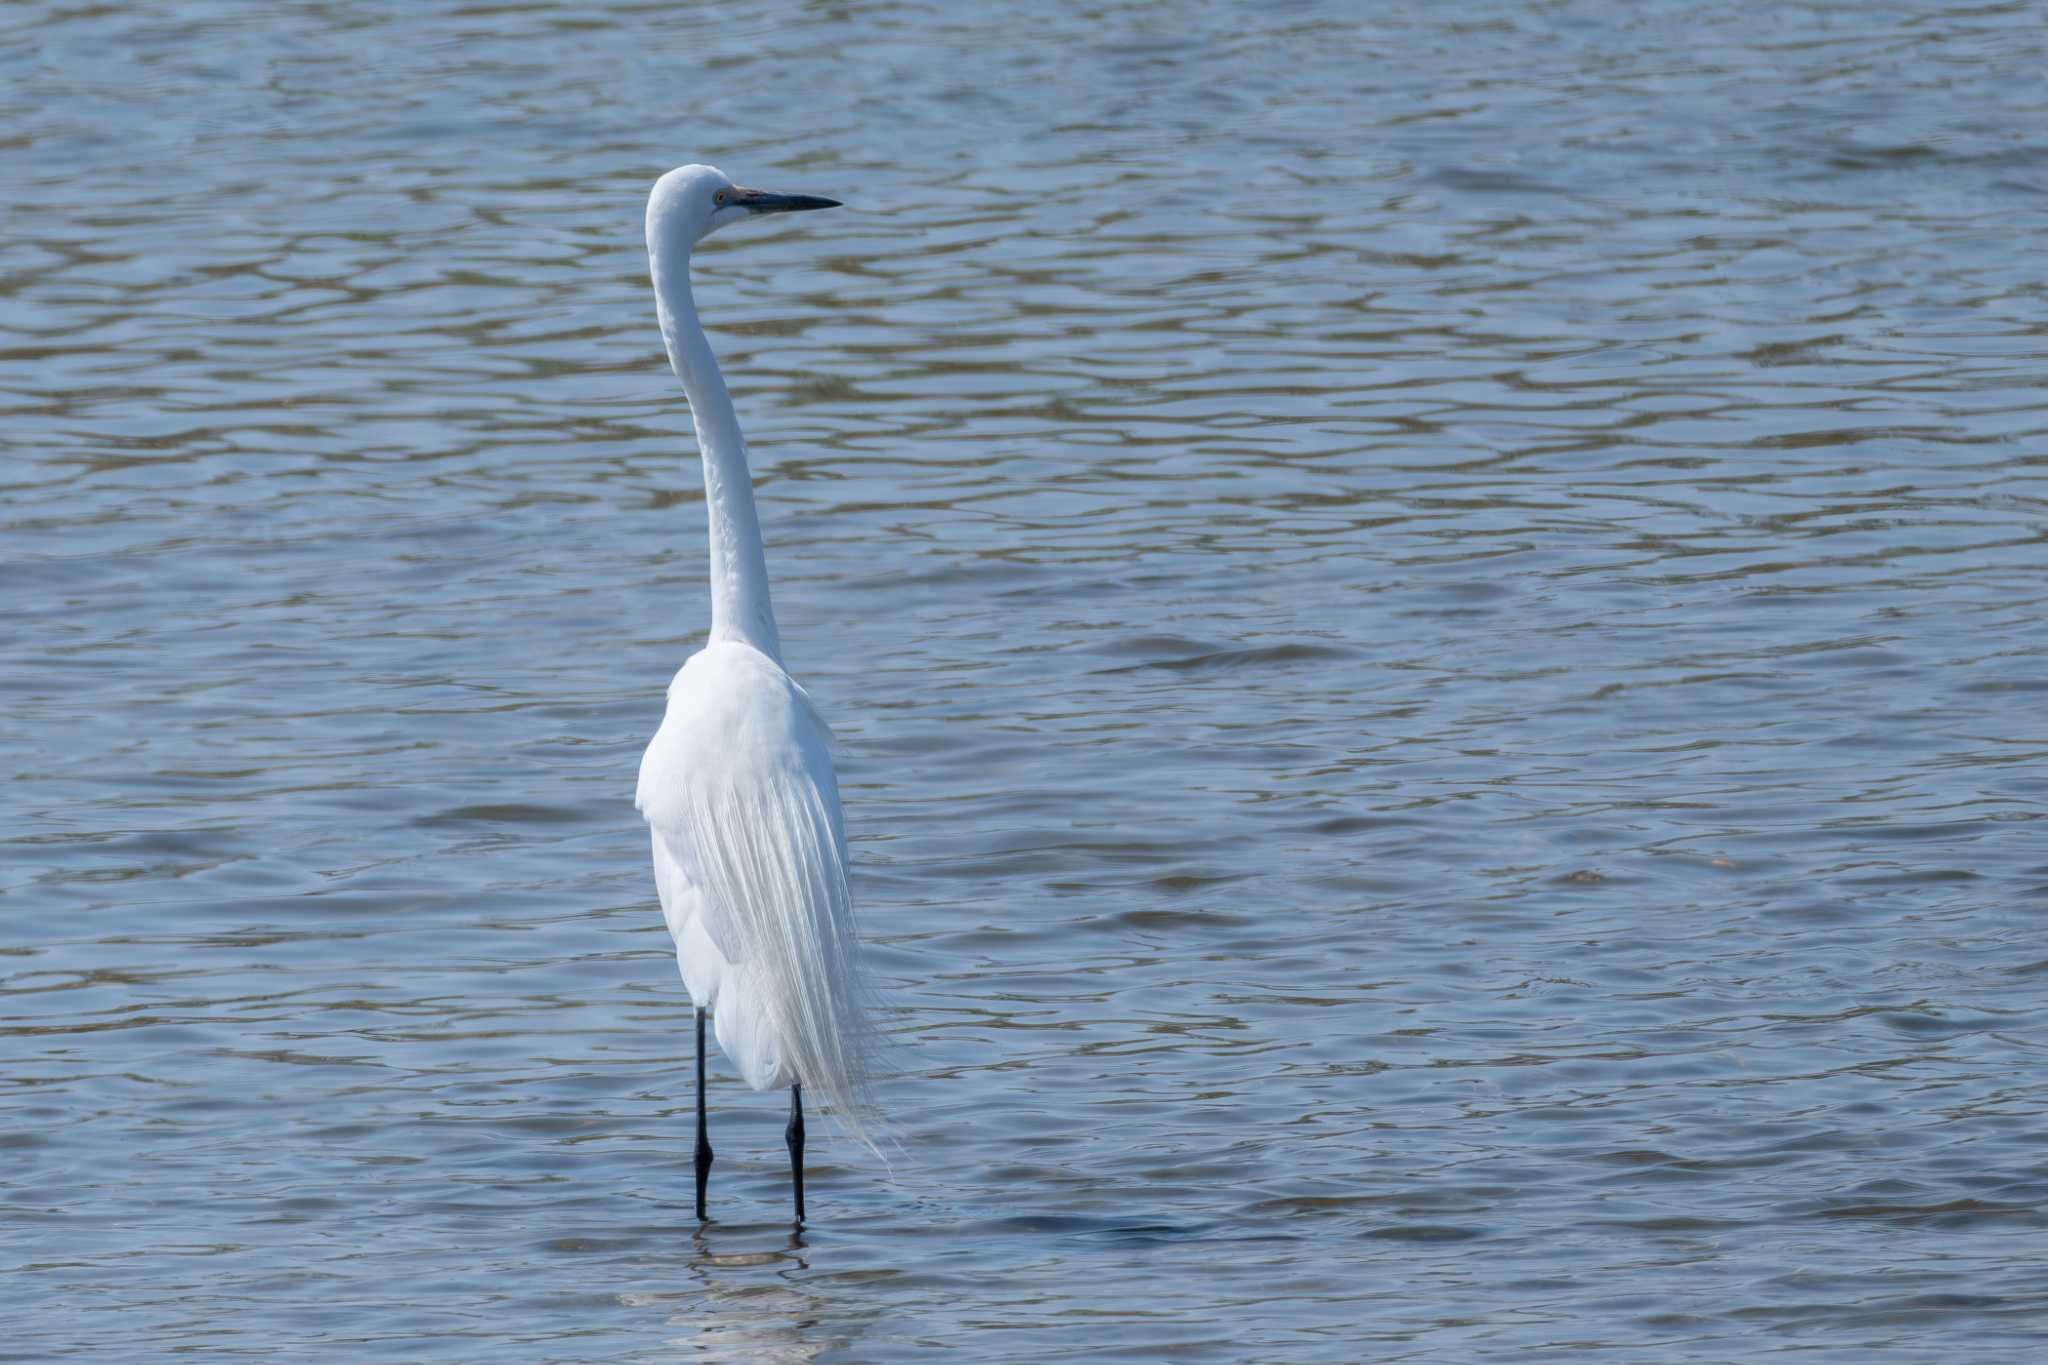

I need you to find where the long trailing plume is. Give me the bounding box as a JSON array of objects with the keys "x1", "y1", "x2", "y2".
[{"x1": 679, "y1": 752, "x2": 882, "y2": 1156}]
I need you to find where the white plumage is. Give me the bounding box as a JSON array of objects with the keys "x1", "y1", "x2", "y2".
[
  {"x1": 637, "y1": 641, "x2": 869, "y2": 1119},
  {"x1": 633, "y1": 164, "x2": 877, "y2": 1218}
]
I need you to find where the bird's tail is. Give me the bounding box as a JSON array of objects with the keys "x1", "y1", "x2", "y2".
[{"x1": 687, "y1": 770, "x2": 883, "y2": 1157}]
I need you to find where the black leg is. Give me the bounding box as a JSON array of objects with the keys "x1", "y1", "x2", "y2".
[
  {"x1": 786, "y1": 1082, "x2": 806, "y2": 1225},
  {"x1": 694, "y1": 1008, "x2": 713, "y2": 1221}
]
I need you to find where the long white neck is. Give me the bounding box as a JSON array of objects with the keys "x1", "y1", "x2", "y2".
[{"x1": 649, "y1": 244, "x2": 782, "y2": 663}]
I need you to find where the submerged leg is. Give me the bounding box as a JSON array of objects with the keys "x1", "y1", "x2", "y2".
[
  {"x1": 786, "y1": 1082, "x2": 806, "y2": 1224},
  {"x1": 694, "y1": 1007, "x2": 714, "y2": 1221}
]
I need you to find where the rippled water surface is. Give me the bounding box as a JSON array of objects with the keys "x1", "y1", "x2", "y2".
[{"x1": 7, "y1": 0, "x2": 2048, "y2": 1358}]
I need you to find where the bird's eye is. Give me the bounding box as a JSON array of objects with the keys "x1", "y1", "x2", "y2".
[{"x1": 714, "y1": 189, "x2": 727, "y2": 205}]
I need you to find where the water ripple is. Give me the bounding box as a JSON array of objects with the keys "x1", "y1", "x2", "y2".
[{"x1": 6, "y1": 0, "x2": 2048, "y2": 1359}]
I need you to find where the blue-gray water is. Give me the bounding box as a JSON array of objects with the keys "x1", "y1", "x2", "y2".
[{"x1": 6, "y1": 1, "x2": 2048, "y2": 1358}]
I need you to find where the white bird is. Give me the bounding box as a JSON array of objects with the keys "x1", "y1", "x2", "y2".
[{"x1": 634, "y1": 164, "x2": 876, "y2": 1224}]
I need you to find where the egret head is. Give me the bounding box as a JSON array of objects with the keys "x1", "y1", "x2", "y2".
[{"x1": 646, "y1": 164, "x2": 841, "y2": 254}]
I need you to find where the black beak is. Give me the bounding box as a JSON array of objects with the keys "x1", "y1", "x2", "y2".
[{"x1": 729, "y1": 187, "x2": 842, "y2": 214}]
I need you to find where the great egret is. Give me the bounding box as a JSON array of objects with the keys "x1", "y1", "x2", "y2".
[{"x1": 634, "y1": 164, "x2": 877, "y2": 1224}]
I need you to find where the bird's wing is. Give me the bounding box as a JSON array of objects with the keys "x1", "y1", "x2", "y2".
[{"x1": 636, "y1": 641, "x2": 874, "y2": 1141}]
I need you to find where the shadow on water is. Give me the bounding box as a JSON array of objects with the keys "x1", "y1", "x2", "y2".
[{"x1": 618, "y1": 1226, "x2": 844, "y2": 1364}]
